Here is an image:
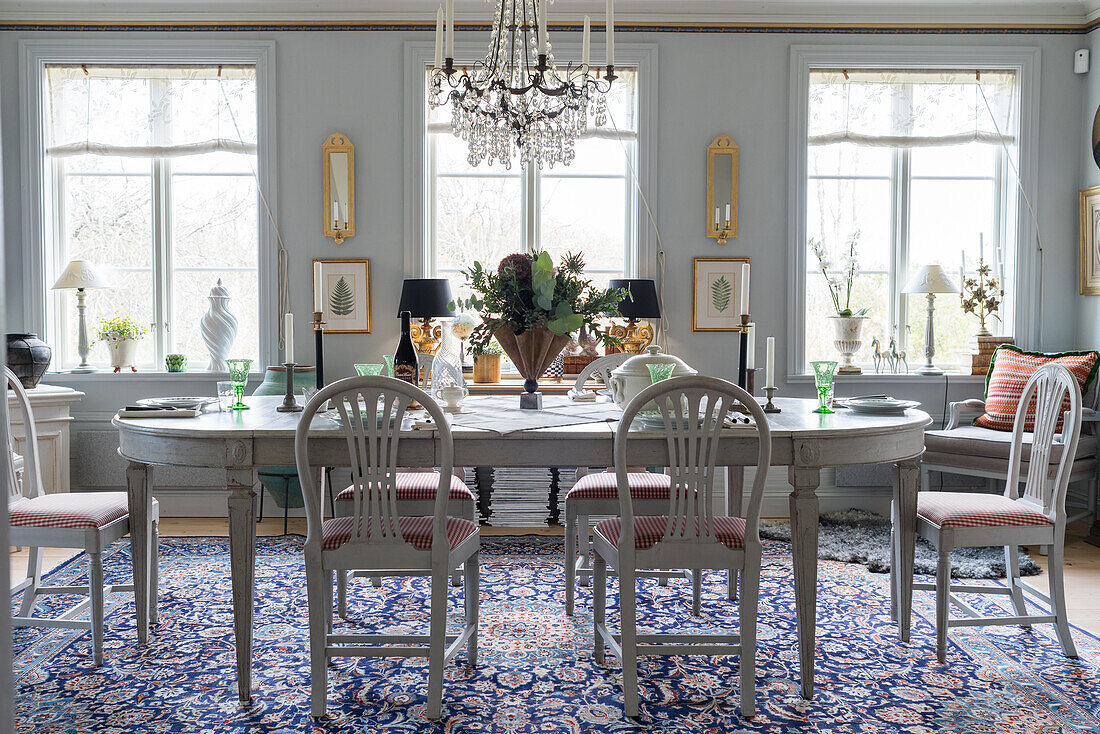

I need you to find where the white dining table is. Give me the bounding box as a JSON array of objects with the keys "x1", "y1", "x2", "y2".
[{"x1": 113, "y1": 394, "x2": 931, "y2": 704}]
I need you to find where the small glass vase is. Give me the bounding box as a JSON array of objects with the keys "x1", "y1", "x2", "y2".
[
  {"x1": 355, "y1": 364, "x2": 384, "y2": 377},
  {"x1": 810, "y1": 360, "x2": 837, "y2": 414},
  {"x1": 226, "y1": 359, "x2": 253, "y2": 410}
]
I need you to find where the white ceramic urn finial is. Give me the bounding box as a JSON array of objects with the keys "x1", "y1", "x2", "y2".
[{"x1": 201, "y1": 278, "x2": 238, "y2": 371}]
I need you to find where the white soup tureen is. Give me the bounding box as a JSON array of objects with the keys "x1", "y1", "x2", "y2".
[{"x1": 607, "y1": 346, "x2": 697, "y2": 410}]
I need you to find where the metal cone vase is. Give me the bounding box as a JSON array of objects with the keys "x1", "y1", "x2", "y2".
[{"x1": 494, "y1": 326, "x2": 571, "y2": 408}]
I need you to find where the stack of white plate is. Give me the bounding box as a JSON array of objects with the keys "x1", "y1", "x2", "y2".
[
  {"x1": 844, "y1": 397, "x2": 920, "y2": 416},
  {"x1": 135, "y1": 397, "x2": 217, "y2": 410}
]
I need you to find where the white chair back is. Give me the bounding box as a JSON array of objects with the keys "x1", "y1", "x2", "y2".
[
  {"x1": 5, "y1": 367, "x2": 43, "y2": 504},
  {"x1": 613, "y1": 375, "x2": 771, "y2": 550},
  {"x1": 573, "y1": 353, "x2": 631, "y2": 392},
  {"x1": 1004, "y1": 364, "x2": 1083, "y2": 522},
  {"x1": 295, "y1": 376, "x2": 455, "y2": 555}
]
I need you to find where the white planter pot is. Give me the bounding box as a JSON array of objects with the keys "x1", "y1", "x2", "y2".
[
  {"x1": 830, "y1": 315, "x2": 868, "y2": 374},
  {"x1": 103, "y1": 336, "x2": 140, "y2": 372}
]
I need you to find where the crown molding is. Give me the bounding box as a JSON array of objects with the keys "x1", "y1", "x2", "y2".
[{"x1": 0, "y1": 1, "x2": 1094, "y2": 31}]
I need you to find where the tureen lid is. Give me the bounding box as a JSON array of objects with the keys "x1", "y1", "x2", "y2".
[{"x1": 611, "y1": 345, "x2": 696, "y2": 378}]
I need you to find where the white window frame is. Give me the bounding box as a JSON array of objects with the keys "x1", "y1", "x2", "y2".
[
  {"x1": 788, "y1": 45, "x2": 1041, "y2": 378},
  {"x1": 403, "y1": 40, "x2": 658, "y2": 279},
  {"x1": 19, "y1": 39, "x2": 279, "y2": 372}
]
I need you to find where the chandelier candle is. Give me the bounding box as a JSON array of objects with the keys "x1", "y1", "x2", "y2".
[{"x1": 430, "y1": 0, "x2": 617, "y2": 169}]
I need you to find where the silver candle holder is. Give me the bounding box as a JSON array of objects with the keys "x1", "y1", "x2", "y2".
[
  {"x1": 763, "y1": 386, "x2": 781, "y2": 414},
  {"x1": 277, "y1": 363, "x2": 303, "y2": 413}
]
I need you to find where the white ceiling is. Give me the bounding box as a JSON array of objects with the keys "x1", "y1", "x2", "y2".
[{"x1": 0, "y1": 0, "x2": 1097, "y2": 27}]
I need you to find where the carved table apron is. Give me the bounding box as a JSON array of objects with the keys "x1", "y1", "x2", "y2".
[{"x1": 114, "y1": 396, "x2": 930, "y2": 704}]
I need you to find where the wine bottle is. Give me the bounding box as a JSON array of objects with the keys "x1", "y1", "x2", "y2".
[{"x1": 393, "y1": 310, "x2": 420, "y2": 388}]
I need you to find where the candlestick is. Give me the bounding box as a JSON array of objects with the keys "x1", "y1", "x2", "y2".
[
  {"x1": 284, "y1": 313, "x2": 294, "y2": 364},
  {"x1": 313, "y1": 311, "x2": 326, "y2": 390},
  {"x1": 446, "y1": 0, "x2": 455, "y2": 59},
  {"x1": 765, "y1": 336, "x2": 775, "y2": 388},
  {"x1": 277, "y1": 363, "x2": 303, "y2": 412},
  {"x1": 434, "y1": 5, "x2": 444, "y2": 68},
  {"x1": 313, "y1": 262, "x2": 323, "y2": 312},
  {"x1": 763, "y1": 386, "x2": 781, "y2": 413},
  {"x1": 582, "y1": 16, "x2": 591, "y2": 67},
  {"x1": 745, "y1": 323, "x2": 755, "y2": 370},
  {"x1": 737, "y1": 314, "x2": 750, "y2": 391},
  {"x1": 740, "y1": 264, "x2": 750, "y2": 316}
]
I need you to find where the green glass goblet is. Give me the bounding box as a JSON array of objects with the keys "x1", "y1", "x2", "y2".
[
  {"x1": 226, "y1": 359, "x2": 253, "y2": 410},
  {"x1": 355, "y1": 364, "x2": 384, "y2": 377},
  {"x1": 647, "y1": 362, "x2": 675, "y2": 384},
  {"x1": 383, "y1": 355, "x2": 395, "y2": 377},
  {"x1": 810, "y1": 360, "x2": 838, "y2": 414}
]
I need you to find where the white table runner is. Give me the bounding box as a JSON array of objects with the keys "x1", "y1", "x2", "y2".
[{"x1": 447, "y1": 394, "x2": 621, "y2": 435}]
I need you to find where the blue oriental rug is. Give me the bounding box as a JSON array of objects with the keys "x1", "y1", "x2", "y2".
[{"x1": 12, "y1": 535, "x2": 1100, "y2": 733}]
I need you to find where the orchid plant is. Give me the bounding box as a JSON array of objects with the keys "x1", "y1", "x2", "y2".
[{"x1": 809, "y1": 231, "x2": 870, "y2": 318}]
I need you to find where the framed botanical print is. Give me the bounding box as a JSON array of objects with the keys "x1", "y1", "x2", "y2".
[
  {"x1": 313, "y1": 258, "x2": 372, "y2": 333},
  {"x1": 692, "y1": 257, "x2": 749, "y2": 332},
  {"x1": 1081, "y1": 186, "x2": 1100, "y2": 295}
]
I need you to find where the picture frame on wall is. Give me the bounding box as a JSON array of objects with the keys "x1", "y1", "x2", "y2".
[
  {"x1": 313, "y1": 258, "x2": 372, "y2": 333},
  {"x1": 1080, "y1": 186, "x2": 1100, "y2": 295},
  {"x1": 692, "y1": 257, "x2": 749, "y2": 332}
]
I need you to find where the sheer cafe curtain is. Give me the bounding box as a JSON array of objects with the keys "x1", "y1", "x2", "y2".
[
  {"x1": 44, "y1": 64, "x2": 257, "y2": 159},
  {"x1": 808, "y1": 69, "x2": 1017, "y2": 149}
]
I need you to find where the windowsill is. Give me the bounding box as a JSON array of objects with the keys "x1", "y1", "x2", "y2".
[
  {"x1": 786, "y1": 371, "x2": 985, "y2": 383},
  {"x1": 43, "y1": 370, "x2": 264, "y2": 383}
]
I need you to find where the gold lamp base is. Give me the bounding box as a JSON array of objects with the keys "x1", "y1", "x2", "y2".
[
  {"x1": 410, "y1": 317, "x2": 443, "y2": 355},
  {"x1": 609, "y1": 318, "x2": 654, "y2": 354}
]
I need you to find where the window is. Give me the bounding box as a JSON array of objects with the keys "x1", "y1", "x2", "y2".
[
  {"x1": 42, "y1": 64, "x2": 260, "y2": 370},
  {"x1": 799, "y1": 65, "x2": 1024, "y2": 373},
  {"x1": 425, "y1": 68, "x2": 639, "y2": 299}
]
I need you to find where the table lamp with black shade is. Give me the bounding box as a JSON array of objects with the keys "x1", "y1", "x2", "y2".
[
  {"x1": 608, "y1": 278, "x2": 660, "y2": 353},
  {"x1": 397, "y1": 278, "x2": 455, "y2": 355}
]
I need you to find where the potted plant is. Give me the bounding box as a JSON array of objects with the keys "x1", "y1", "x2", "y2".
[
  {"x1": 810, "y1": 232, "x2": 871, "y2": 374},
  {"x1": 471, "y1": 338, "x2": 503, "y2": 384},
  {"x1": 453, "y1": 251, "x2": 624, "y2": 407},
  {"x1": 95, "y1": 315, "x2": 147, "y2": 373}
]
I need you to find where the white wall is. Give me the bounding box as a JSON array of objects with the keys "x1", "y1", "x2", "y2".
[
  {"x1": 0, "y1": 28, "x2": 1087, "y2": 510},
  {"x1": 1079, "y1": 29, "x2": 1100, "y2": 348}
]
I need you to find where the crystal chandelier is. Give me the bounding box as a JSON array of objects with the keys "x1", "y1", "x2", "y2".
[{"x1": 429, "y1": 0, "x2": 616, "y2": 169}]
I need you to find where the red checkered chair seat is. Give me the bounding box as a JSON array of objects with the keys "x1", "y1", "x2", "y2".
[
  {"x1": 9, "y1": 491, "x2": 152, "y2": 530},
  {"x1": 916, "y1": 491, "x2": 1052, "y2": 529},
  {"x1": 567, "y1": 471, "x2": 672, "y2": 501},
  {"x1": 594, "y1": 515, "x2": 747, "y2": 551},
  {"x1": 321, "y1": 515, "x2": 478, "y2": 551},
  {"x1": 335, "y1": 472, "x2": 475, "y2": 503}
]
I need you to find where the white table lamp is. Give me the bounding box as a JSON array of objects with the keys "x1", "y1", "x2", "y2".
[
  {"x1": 902, "y1": 264, "x2": 958, "y2": 376},
  {"x1": 51, "y1": 260, "x2": 113, "y2": 373}
]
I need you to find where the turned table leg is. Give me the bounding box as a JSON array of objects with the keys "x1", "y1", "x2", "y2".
[
  {"x1": 126, "y1": 462, "x2": 153, "y2": 644},
  {"x1": 226, "y1": 467, "x2": 258, "y2": 704},
  {"x1": 547, "y1": 467, "x2": 562, "y2": 526},
  {"x1": 892, "y1": 459, "x2": 920, "y2": 643},
  {"x1": 788, "y1": 466, "x2": 821, "y2": 700},
  {"x1": 474, "y1": 466, "x2": 495, "y2": 524}
]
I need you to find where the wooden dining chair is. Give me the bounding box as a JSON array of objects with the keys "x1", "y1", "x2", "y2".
[
  {"x1": 295, "y1": 375, "x2": 480, "y2": 719},
  {"x1": 564, "y1": 353, "x2": 681, "y2": 615},
  {"x1": 898, "y1": 363, "x2": 1083, "y2": 663},
  {"x1": 7, "y1": 366, "x2": 159, "y2": 665},
  {"x1": 591, "y1": 375, "x2": 772, "y2": 717}
]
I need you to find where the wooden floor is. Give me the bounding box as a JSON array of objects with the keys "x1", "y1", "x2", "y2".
[{"x1": 10, "y1": 518, "x2": 1100, "y2": 635}]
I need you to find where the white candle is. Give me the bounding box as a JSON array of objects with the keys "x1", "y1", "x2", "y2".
[
  {"x1": 766, "y1": 336, "x2": 775, "y2": 388},
  {"x1": 582, "y1": 16, "x2": 591, "y2": 67},
  {"x1": 332, "y1": 201, "x2": 339, "y2": 227},
  {"x1": 960, "y1": 251, "x2": 966, "y2": 291},
  {"x1": 284, "y1": 313, "x2": 294, "y2": 364},
  {"x1": 342, "y1": 202, "x2": 349, "y2": 229},
  {"x1": 740, "y1": 264, "x2": 750, "y2": 316},
  {"x1": 538, "y1": 0, "x2": 548, "y2": 55},
  {"x1": 606, "y1": 0, "x2": 614, "y2": 67},
  {"x1": 445, "y1": 0, "x2": 455, "y2": 59},
  {"x1": 725, "y1": 203, "x2": 731, "y2": 225},
  {"x1": 745, "y1": 323, "x2": 755, "y2": 370},
  {"x1": 979, "y1": 232, "x2": 984, "y2": 264},
  {"x1": 714, "y1": 207, "x2": 720, "y2": 228},
  {"x1": 313, "y1": 262, "x2": 323, "y2": 312},
  {"x1": 434, "y1": 5, "x2": 444, "y2": 68}
]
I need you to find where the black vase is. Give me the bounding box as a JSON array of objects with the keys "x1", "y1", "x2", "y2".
[{"x1": 6, "y1": 333, "x2": 52, "y2": 389}]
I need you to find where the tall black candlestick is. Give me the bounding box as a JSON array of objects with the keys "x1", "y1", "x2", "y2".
[{"x1": 313, "y1": 311, "x2": 325, "y2": 389}]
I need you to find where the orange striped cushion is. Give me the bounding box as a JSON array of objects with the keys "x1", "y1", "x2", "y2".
[{"x1": 974, "y1": 346, "x2": 1098, "y2": 432}]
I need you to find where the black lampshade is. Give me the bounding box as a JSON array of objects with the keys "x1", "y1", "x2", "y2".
[
  {"x1": 397, "y1": 278, "x2": 455, "y2": 319},
  {"x1": 610, "y1": 279, "x2": 661, "y2": 320}
]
